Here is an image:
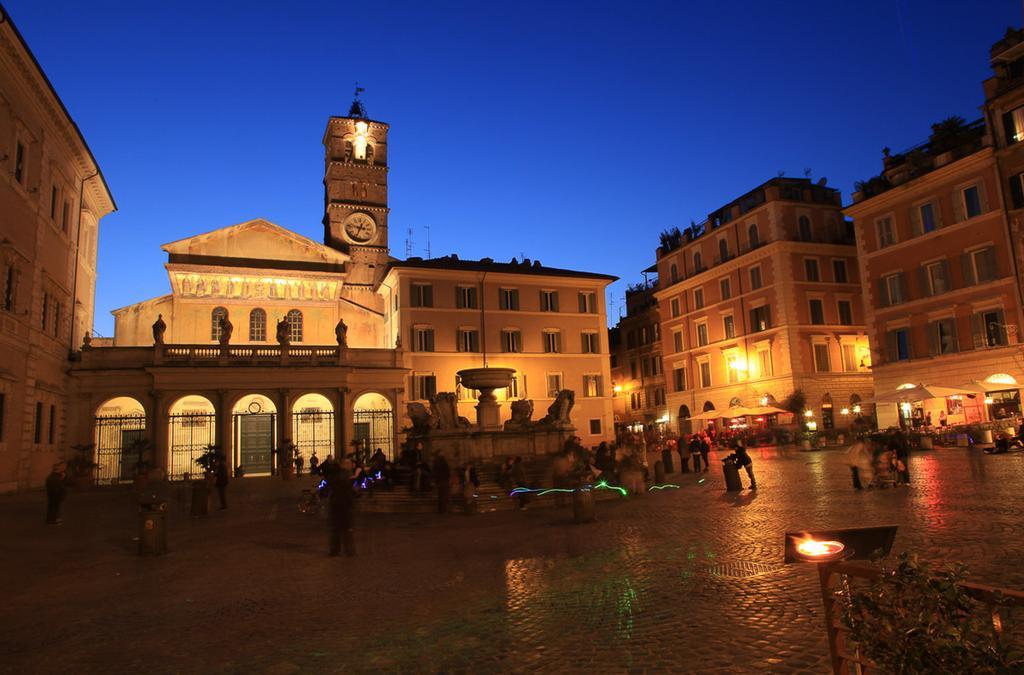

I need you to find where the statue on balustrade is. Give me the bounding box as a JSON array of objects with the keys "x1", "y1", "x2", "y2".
[
  {"x1": 219, "y1": 312, "x2": 233, "y2": 346},
  {"x1": 538, "y1": 390, "x2": 575, "y2": 429},
  {"x1": 152, "y1": 314, "x2": 166, "y2": 345},
  {"x1": 335, "y1": 318, "x2": 348, "y2": 347},
  {"x1": 276, "y1": 317, "x2": 290, "y2": 346}
]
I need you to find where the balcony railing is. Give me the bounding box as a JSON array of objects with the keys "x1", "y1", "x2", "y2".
[{"x1": 74, "y1": 343, "x2": 404, "y2": 370}]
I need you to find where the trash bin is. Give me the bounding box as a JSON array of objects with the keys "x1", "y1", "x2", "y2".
[
  {"x1": 190, "y1": 480, "x2": 209, "y2": 517},
  {"x1": 654, "y1": 460, "x2": 666, "y2": 484},
  {"x1": 661, "y1": 449, "x2": 674, "y2": 474},
  {"x1": 573, "y1": 487, "x2": 595, "y2": 523},
  {"x1": 722, "y1": 459, "x2": 742, "y2": 492},
  {"x1": 139, "y1": 501, "x2": 168, "y2": 555}
]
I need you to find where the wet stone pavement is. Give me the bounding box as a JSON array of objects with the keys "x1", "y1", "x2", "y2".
[{"x1": 2, "y1": 446, "x2": 1023, "y2": 673}]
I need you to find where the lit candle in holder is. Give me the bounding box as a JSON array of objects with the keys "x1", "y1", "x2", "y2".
[{"x1": 794, "y1": 537, "x2": 846, "y2": 562}]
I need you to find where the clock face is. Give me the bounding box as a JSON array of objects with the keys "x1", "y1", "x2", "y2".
[{"x1": 344, "y1": 213, "x2": 377, "y2": 244}]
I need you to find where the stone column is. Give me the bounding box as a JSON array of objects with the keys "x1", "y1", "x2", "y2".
[
  {"x1": 278, "y1": 389, "x2": 294, "y2": 446},
  {"x1": 149, "y1": 390, "x2": 169, "y2": 474},
  {"x1": 334, "y1": 387, "x2": 348, "y2": 461},
  {"x1": 216, "y1": 390, "x2": 233, "y2": 465}
]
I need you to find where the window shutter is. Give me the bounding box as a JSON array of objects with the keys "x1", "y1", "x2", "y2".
[
  {"x1": 896, "y1": 273, "x2": 907, "y2": 303},
  {"x1": 1005, "y1": 111, "x2": 1017, "y2": 145},
  {"x1": 960, "y1": 253, "x2": 976, "y2": 286},
  {"x1": 552, "y1": 292, "x2": 559, "y2": 312},
  {"x1": 948, "y1": 319, "x2": 960, "y2": 353},
  {"x1": 982, "y1": 247, "x2": 998, "y2": 281},
  {"x1": 885, "y1": 331, "x2": 897, "y2": 362},
  {"x1": 877, "y1": 278, "x2": 889, "y2": 307},
  {"x1": 456, "y1": 287, "x2": 463, "y2": 308},
  {"x1": 996, "y1": 309, "x2": 1008, "y2": 344},
  {"x1": 933, "y1": 201, "x2": 944, "y2": 228},
  {"x1": 1012, "y1": 175, "x2": 1024, "y2": 210},
  {"x1": 952, "y1": 189, "x2": 965, "y2": 223},
  {"x1": 970, "y1": 313, "x2": 986, "y2": 349},
  {"x1": 426, "y1": 330, "x2": 435, "y2": 352},
  {"x1": 978, "y1": 182, "x2": 990, "y2": 214},
  {"x1": 917, "y1": 266, "x2": 931, "y2": 298},
  {"x1": 910, "y1": 206, "x2": 922, "y2": 237},
  {"x1": 939, "y1": 260, "x2": 950, "y2": 293},
  {"x1": 927, "y1": 322, "x2": 938, "y2": 356}
]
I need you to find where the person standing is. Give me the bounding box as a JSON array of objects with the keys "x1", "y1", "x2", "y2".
[
  {"x1": 432, "y1": 452, "x2": 451, "y2": 514},
  {"x1": 699, "y1": 434, "x2": 711, "y2": 473},
  {"x1": 309, "y1": 452, "x2": 320, "y2": 476},
  {"x1": 325, "y1": 461, "x2": 355, "y2": 556},
  {"x1": 45, "y1": 464, "x2": 66, "y2": 525},
  {"x1": 214, "y1": 455, "x2": 229, "y2": 510},
  {"x1": 294, "y1": 453, "x2": 305, "y2": 476},
  {"x1": 689, "y1": 434, "x2": 703, "y2": 473},
  {"x1": 678, "y1": 435, "x2": 692, "y2": 473},
  {"x1": 847, "y1": 441, "x2": 869, "y2": 490},
  {"x1": 732, "y1": 441, "x2": 756, "y2": 489}
]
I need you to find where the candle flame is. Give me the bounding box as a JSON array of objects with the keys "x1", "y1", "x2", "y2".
[{"x1": 794, "y1": 536, "x2": 845, "y2": 559}]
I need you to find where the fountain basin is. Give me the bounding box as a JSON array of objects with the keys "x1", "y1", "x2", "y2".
[{"x1": 457, "y1": 367, "x2": 516, "y2": 391}]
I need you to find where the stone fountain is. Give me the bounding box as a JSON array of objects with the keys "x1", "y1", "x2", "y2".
[{"x1": 456, "y1": 366, "x2": 516, "y2": 431}]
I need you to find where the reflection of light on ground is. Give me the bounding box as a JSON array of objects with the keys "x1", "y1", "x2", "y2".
[{"x1": 910, "y1": 454, "x2": 947, "y2": 532}]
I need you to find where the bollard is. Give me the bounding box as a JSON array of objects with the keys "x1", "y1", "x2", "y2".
[
  {"x1": 573, "y1": 487, "x2": 596, "y2": 523},
  {"x1": 722, "y1": 459, "x2": 742, "y2": 492},
  {"x1": 654, "y1": 460, "x2": 666, "y2": 484},
  {"x1": 138, "y1": 501, "x2": 168, "y2": 555},
  {"x1": 661, "y1": 449, "x2": 675, "y2": 474}
]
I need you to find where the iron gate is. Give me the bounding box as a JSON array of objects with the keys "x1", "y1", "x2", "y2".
[
  {"x1": 352, "y1": 408, "x2": 394, "y2": 461},
  {"x1": 233, "y1": 412, "x2": 276, "y2": 475},
  {"x1": 94, "y1": 414, "x2": 147, "y2": 484},
  {"x1": 293, "y1": 410, "x2": 334, "y2": 468},
  {"x1": 168, "y1": 412, "x2": 216, "y2": 480}
]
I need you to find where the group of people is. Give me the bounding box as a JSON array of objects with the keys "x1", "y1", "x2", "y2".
[{"x1": 847, "y1": 431, "x2": 911, "y2": 489}]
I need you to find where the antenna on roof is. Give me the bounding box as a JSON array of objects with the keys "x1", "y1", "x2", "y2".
[
  {"x1": 804, "y1": 167, "x2": 812, "y2": 178},
  {"x1": 425, "y1": 225, "x2": 432, "y2": 259},
  {"x1": 405, "y1": 227, "x2": 413, "y2": 257}
]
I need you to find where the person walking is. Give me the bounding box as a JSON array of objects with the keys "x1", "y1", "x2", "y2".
[
  {"x1": 294, "y1": 453, "x2": 305, "y2": 476},
  {"x1": 678, "y1": 435, "x2": 692, "y2": 473},
  {"x1": 731, "y1": 441, "x2": 756, "y2": 489},
  {"x1": 433, "y1": 452, "x2": 451, "y2": 514},
  {"x1": 214, "y1": 455, "x2": 229, "y2": 510},
  {"x1": 699, "y1": 434, "x2": 711, "y2": 473},
  {"x1": 511, "y1": 456, "x2": 529, "y2": 510},
  {"x1": 846, "y1": 441, "x2": 870, "y2": 490},
  {"x1": 45, "y1": 463, "x2": 66, "y2": 525},
  {"x1": 325, "y1": 461, "x2": 355, "y2": 556},
  {"x1": 688, "y1": 434, "x2": 703, "y2": 473}
]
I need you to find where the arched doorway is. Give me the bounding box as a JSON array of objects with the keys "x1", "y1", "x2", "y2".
[
  {"x1": 702, "y1": 401, "x2": 716, "y2": 412},
  {"x1": 821, "y1": 393, "x2": 834, "y2": 430},
  {"x1": 677, "y1": 404, "x2": 691, "y2": 436},
  {"x1": 352, "y1": 392, "x2": 394, "y2": 461},
  {"x1": 232, "y1": 394, "x2": 278, "y2": 476},
  {"x1": 292, "y1": 393, "x2": 334, "y2": 467},
  {"x1": 168, "y1": 395, "x2": 216, "y2": 480},
  {"x1": 94, "y1": 396, "x2": 147, "y2": 484}
]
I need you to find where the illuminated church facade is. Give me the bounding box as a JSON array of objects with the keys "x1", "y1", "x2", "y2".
[{"x1": 69, "y1": 101, "x2": 615, "y2": 482}]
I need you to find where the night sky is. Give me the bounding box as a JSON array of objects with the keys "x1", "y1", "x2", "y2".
[{"x1": 6, "y1": 0, "x2": 1021, "y2": 334}]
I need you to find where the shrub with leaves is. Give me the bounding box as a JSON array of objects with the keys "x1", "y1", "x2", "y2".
[{"x1": 836, "y1": 553, "x2": 1022, "y2": 673}]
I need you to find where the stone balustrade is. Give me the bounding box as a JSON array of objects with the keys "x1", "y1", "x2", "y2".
[{"x1": 75, "y1": 343, "x2": 404, "y2": 369}]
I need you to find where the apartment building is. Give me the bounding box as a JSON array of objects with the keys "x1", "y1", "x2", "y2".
[
  {"x1": 608, "y1": 279, "x2": 665, "y2": 434},
  {"x1": 655, "y1": 178, "x2": 872, "y2": 434}
]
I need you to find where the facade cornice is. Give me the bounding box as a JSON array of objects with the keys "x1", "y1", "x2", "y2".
[{"x1": 327, "y1": 203, "x2": 390, "y2": 214}]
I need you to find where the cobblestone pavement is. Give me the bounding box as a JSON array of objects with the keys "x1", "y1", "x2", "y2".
[{"x1": 2, "y1": 446, "x2": 1023, "y2": 674}]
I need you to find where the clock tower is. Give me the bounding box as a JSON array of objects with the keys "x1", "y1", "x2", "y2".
[{"x1": 323, "y1": 94, "x2": 390, "y2": 306}]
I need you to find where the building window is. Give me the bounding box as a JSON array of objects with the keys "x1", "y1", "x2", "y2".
[
  {"x1": 1003, "y1": 105, "x2": 1024, "y2": 144},
  {"x1": 798, "y1": 215, "x2": 812, "y2": 241},
  {"x1": 581, "y1": 331, "x2": 599, "y2": 353},
  {"x1": 654, "y1": 388, "x2": 666, "y2": 406},
  {"x1": 589, "y1": 419, "x2": 602, "y2": 435},
  {"x1": 876, "y1": 217, "x2": 896, "y2": 248},
  {"x1": 501, "y1": 329, "x2": 522, "y2": 353},
  {"x1": 723, "y1": 315, "x2": 735, "y2": 339},
  {"x1": 833, "y1": 259, "x2": 848, "y2": 283},
  {"x1": 886, "y1": 328, "x2": 912, "y2": 361},
  {"x1": 249, "y1": 309, "x2": 266, "y2": 341},
  {"x1": 48, "y1": 404, "x2": 55, "y2": 444},
  {"x1": 750, "y1": 266, "x2": 763, "y2": 290},
  {"x1": 917, "y1": 202, "x2": 938, "y2": 234},
  {"x1": 748, "y1": 224, "x2": 759, "y2": 248},
  {"x1": 973, "y1": 310, "x2": 1007, "y2": 348},
  {"x1": 925, "y1": 260, "x2": 949, "y2": 295},
  {"x1": 672, "y1": 330, "x2": 683, "y2": 352},
  {"x1": 50, "y1": 185, "x2": 58, "y2": 220},
  {"x1": 630, "y1": 359, "x2": 638, "y2": 378},
  {"x1": 456, "y1": 285, "x2": 478, "y2": 309},
  {"x1": 670, "y1": 298, "x2": 680, "y2": 318},
  {"x1": 718, "y1": 238, "x2": 729, "y2": 262},
  {"x1": 803, "y1": 259, "x2": 819, "y2": 282},
  {"x1": 694, "y1": 252, "x2": 703, "y2": 273},
  {"x1": 578, "y1": 291, "x2": 596, "y2": 313},
  {"x1": 1010, "y1": 172, "x2": 1024, "y2": 210},
  {"x1": 412, "y1": 374, "x2": 437, "y2": 400},
  {"x1": 750, "y1": 305, "x2": 771, "y2": 332},
  {"x1": 546, "y1": 373, "x2": 563, "y2": 397},
  {"x1": 881, "y1": 273, "x2": 906, "y2": 306},
  {"x1": 698, "y1": 361, "x2": 712, "y2": 388},
  {"x1": 837, "y1": 300, "x2": 853, "y2": 326},
  {"x1": 410, "y1": 283, "x2": 433, "y2": 307},
  {"x1": 929, "y1": 319, "x2": 958, "y2": 356},
  {"x1": 673, "y1": 367, "x2": 686, "y2": 392},
  {"x1": 963, "y1": 247, "x2": 997, "y2": 285},
  {"x1": 211, "y1": 307, "x2": 228, "y2": 341},
  {"x1": 719, "y1": 278, "x2": 731, "y2": 301},
  {"x1": 840, "y1": 343, "x2": 858, "y2": 372},
  {"x1": 756, "y1": 346, "x2": 773, "y2": 377},
  {"x1": 14, "y1": 142, "x2": 25, "y2": 184},
  {"x1": 693, "y1": 288, "x2": 704, "y2": 310},
  {"x1": 630, "y1": 392, "x2": 640, "y2": 410},
  {"x1": 809, "y1": 299, "x2": 825, "y2": 325},
  {"x1": 51, "y1": 300, "x2": 61, "y2": 337},
  {"x1": 3, "y1": 265, "x2": 16, "y2": 312},
  {"x1": 670, "y1": 264, "x2": 678, "y2": 283},
  {"x1": 641, "y1": 358, "x2": 651, "y2": 377},
  {"x1": 458, "y1": 328, "x2": 479, "y2": 352},
  {"x1": 582, "y1": 374, "x2": 603, "y2": 397},
  {"x1": 34, "y1": 401, "x2": 42, "y2": 443},
  {"x1": 287, "y1": 309, "x2": 303, "y2": 342},
  {"x1": 962, "y1": 185, "x2": 983, "y2": 219},
  {"x1": 413, "y1": 327, "x2": 435, "y2": 352},
  {"x1": 813, "y1": 343, "x2": 831, "y2": 372},
  {"x1": 696, "y1": 322, "x2": 709, "y2": 347},
  {"x1": 725, "y1": 353, "x2": 741, "y2": 384},
  {"x1": 543, "y1": 330, "x2": 562, "y2": 353},
  {"x1": 61, "y1": 200, "x2": 70, "y2": 234},
  {"x1": 500, "y1": 288, "x2": 520, "y2": 310},
  {"x1": 540, "y1": 290, "x2": 559, "y2": 312}
]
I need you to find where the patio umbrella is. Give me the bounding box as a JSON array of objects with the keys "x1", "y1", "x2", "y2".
[
  {"x1": 687, "y1": 409, "x2": 722, "y2": 421},
  {"x1": 870, "y1": 383, "x2": 977, "y2": 403},
  {"x1": 743, "y1": 404, "x2": 790, "y2": 416},
  {"x1": 955, "y1": 380, "x2": 993, "y2": 393}
]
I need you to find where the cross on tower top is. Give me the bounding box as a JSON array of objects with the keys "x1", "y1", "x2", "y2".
[{"x1": 349, "y1": 82, "x2": 367, "y2": 118}]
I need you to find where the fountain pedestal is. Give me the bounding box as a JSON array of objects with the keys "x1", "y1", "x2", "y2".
[{"x1": 457, "y1": 367, "x2": 516, "y2": 431}]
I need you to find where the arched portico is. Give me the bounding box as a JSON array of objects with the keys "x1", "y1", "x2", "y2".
[
  {"x1": 168, "y1": 394, "x2": 217, "y2": 480},
  {"x1": 93, "y1": 396, "x2": 147, "y2": 484},
  {"x1": 232, "y1": 393, "x2": 278, "y2": 475},
  {"x1": 292, "y1": 392, "x2": 334, "y2": 467},
  {"x1": 351, "y1": 391, "x2": 395, "y2": 461}
]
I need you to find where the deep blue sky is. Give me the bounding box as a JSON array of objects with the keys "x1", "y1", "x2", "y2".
[{"x1": 7, "y1": 0, "x2": 1022, "y2": 334}]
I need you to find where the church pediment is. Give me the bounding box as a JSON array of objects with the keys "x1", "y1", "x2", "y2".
[{"x1": 162, "y1": 218, "x2": 349, "y2": 267}]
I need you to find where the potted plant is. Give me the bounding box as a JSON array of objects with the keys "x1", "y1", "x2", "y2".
[
  {"x1": 65, "y1": 443, "x2": 99, "y2": 488},
  {"x1": 836, "y1": 554, "x2": 1021, "y2": 672}
]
